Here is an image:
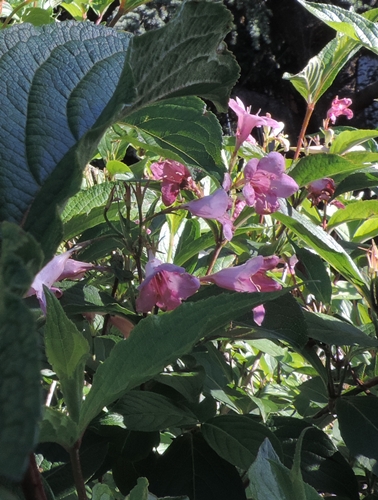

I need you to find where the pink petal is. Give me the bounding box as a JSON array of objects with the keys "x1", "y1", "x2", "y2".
[
  {"x1": 242, "y1": 182, "x2": 256, "y2": 207},
  {"x1": 255, "y1": 192, "x2": 279, "y2": 214},
  {"x1": 184, "y1": 189, "x2": 230, "y2": 219},
  {"x1": 270, "y1": 173, "x2": 299, "y2": 198},
  {"x1": 244, "y1": 159, "x2": 259, "y2": 180},
  {"x1": 161, "y1": 179, "x2": 180, "y2": 206},
  {"x1": 257, "y1": 152, "x2": 285, "y2": 176},
  {"x1": 201, "y1": 256, "x2": 264, "y2": 292},
  {"x1": 253, "y1": 304, "x2": 266, "y2": 326}
]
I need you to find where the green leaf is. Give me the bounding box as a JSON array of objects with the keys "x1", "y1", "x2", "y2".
[
  {"x1": 125, "y1": 97, "x2": 225, "y2": 179},
  {"x1": 273, "y1": 201, "x2": 368, "y2": 298},
  {"x1": 283, "y1": 34, "x2": 360, "y2": 105},
  {"x1": 127, "y1": 477, "x2": 149, "y2": 500},
  {"x1": 237, "y1": 294, "x2": 308, "y2": 349},
  {"x1": 304, "y1": 311, "x2": 378, "y2": 347},
  {"x1": 327, "y1": 200, "x2": 378, "y2": 229},
  {"x1": 109, "y1": 391, "x2": 198, "y2": 431},
  {"x1": 272, "y1": 416, "x2": 359, "y2": 500},
  {"x1": 335, "y1": 168, "x2": 378, "y2": 197},
  {"x1": 352, "y1": 218, "x2": 378, "y2": 243},
  {"x1": 289, "y1": 154, "x2": 362, "y2": 188},
  {"x1": 248, "y1": 439, "x2": 322, "y2": 500},
  {"x1": 78, "y1": 289, "x2": 289, "y2": 433},
  {"x1": 147, "y1": 433, "x2": 246, "y2": 500},
  {"x1": 124, "y1": 1, "x2": 239, "y2": 114},
  {"x1": 202, "y1": 415, "x2": 283, "y2": 470},
  {"x1": 0, "y1": 1, "x2": 238, "y2": 257},
  {"x1": 154, "y1": 370, "x2": 205, "y2": 402},
  {"x1": 45, "y1": 289, "x2": 90, "y2": 423},
  {"x1": 39, "y1": 408, "x2": 79, "y2": 449},
  {"x1": 297, "y1": 1, "x2": 378, "y2": 56},
  {"x1": 293, "y1": 244, "x2": 332, "y2": 304},
  {"x1": 0, "y1": 224, "x2": 42, "y2": 482},
  {"x1": 330, "y1": 130, "x2": 378, "y2": 155},
  {"x1": 336, "y1": 396, "x2": 378, "y2": 474}
]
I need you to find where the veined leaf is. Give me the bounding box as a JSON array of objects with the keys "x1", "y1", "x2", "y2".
[
  {"x1": 45, "y1": 289, "x2": 90, "y2": 423},
  {"x1": 78, "y1": 289, "x2": 289, "y2": 433},
  {"x1": 273, "y1": 201, "x2": 368, "y2": 298},
  {"x1": 335, "y1": 168, "x2": 378, "y2": 197},
  {"x1": 283, "y1": 34, "x2": 360, "y2": 105},
  {"x1": 297, "y1": 1, "x2": 378, "y2": 56},
  {"x1": 0, "y1": 1, "x2": 239, "y2": 258},
  {"x1": 289, "y1": 154, "x2": 363, "y2": 188},
  {"x1": 330, "y1": 130, "x2": 378, "y2": 155},
  {"x1": 0, "y1": 223, "x2": 42, "y2": 481},
  {"x1": 284, "y1": 7, "x2": 378, "y2": 104},
  {"x1": 124, "y1": 97, "x2": 225, "y2": 179},
  {"x1": 327, "y1": 200, "x2": 378, "y2": 229}
]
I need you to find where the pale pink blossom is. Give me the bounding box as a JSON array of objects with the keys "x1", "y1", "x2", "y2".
[
  {"x1": 200, "y1": 255, "x2": 281, "y2": 325},
  {"x1": 25, "y1": 249, "x2": 98, "y2": 313},
  {"x1": 183, "y1": 189, "x2": 234, "y2": 241},
  {"x1": 229, "y1": 97, "x2": 281, "y2": 151},
  {"x1": 151, "y1": 159, "x2": 192, "y2": 206},
  {"x1": 327, "y1": 96, "x2": 353, "y2": 124},
  {"x1": 242, "y1": 152, "x2": 298, "y2": 214},
  {"x1": 136, "y1": 255, "x2": 200, "y2": 313}
]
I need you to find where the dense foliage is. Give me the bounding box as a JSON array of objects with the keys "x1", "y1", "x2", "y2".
[{"x1": 4, "y1": 1, "x2": 378, "y2": 500}]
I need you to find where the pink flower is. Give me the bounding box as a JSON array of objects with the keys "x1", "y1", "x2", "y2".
[
  {"x1": 307, "y1": 178, "x2": 335, "y2": 206},
  {"x1": 151, "y1": 159, "x2": 192, "y2": 206},
  {"x1": 183, "y1": 189, "x2": 234, "y2": 241},
  {"x1": 200, "y1": 255, "x2": 281, "y2": 325},
  {"x1": 229, "y1": 97, "x2": 281, "y2": 151},
  {"x1": 25, "y1": 249, "x2": 98, "y2": 313},
  {"x1": 327, "y1": 96, "x2": 353, "y2": 124},
  {"x1": 136, "y1": 255, "x2": 200, "y2": 313},
  {"x1": 242, "y1": 152, "x2": 298, "y2": 214}
]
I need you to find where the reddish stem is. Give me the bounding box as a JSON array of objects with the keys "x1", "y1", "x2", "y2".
[
  {"x1": 293, "y1": 103, "x2": 315, "y2": 161},
  {"x1": 21, "y1": 453, "x2": 48, "y2": 500}
]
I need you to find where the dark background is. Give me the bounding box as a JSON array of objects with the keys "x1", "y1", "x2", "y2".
[{"x1": 114, "y1": 0, "x2": 378, "y2": 143}]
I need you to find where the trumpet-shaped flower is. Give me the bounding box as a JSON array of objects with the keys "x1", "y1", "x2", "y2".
[
  {"x1": 25, "y1": 249, "x2": 98, "y2": 313},
  {"x1": 229, "y1": 97, "x2": 281, "y2": 151},
  {"x1": 151, "y1": 159, "x2": 192, "y2": 206},
  {"x1": 327, "y1": 96, "x2": 353, "y2": 124},
  {"x1": 242, "y1": 152, "x2": 298, "y2": 214},
  {"x1": 200, "y1": 255, "x2": 281, "y2": 325},
  {"x1": 307, "y1": 178, "x2": 335, "y2": 205},
  {"x1": 183, "y1": 189, "x2": 234, "y2": 241},
  {"x1": 136, "y1": 256, "x2": 200, "y2": 313}
]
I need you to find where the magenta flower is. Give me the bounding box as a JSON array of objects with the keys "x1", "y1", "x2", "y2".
[
  {"x1": 327, "y1": 96, "x2": 353, "y2": 124},
  {"x1": 229, "y1": 97, "x2": 281, "y2": 151},
  {"x1": 182, "y1": 189, "x2": 234, "y2": 241},
  {"x1": 136, "y1": 256, "x2": 200, "y2": 313},
  {"x1": 25, "y1": 249, "x2": 98, "y2": 313},
  {"x1": 200, "y1": 255, "x2": 281, "y2": 325},
  {"x1": 242, "y1": 152, "x2": 298, "y2": 214},
  {"x1": 307, "y1": 178, "x2": 335, "y2": 206},
  {"x1": 151, "y1": 159, "x2": 192, "y2": 206}
]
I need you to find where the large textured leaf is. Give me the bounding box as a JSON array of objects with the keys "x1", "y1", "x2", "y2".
[
  {"x1": 78, "y1": 289, "x2": 289, "y2": 433},
  {"x1": 0, "y1": 1, "x2": 238, "y2": 257},
  {"x1": 0, "y1": 223, "x2": 43, "y2": 481},
  {"x1": 44, "y1": 289, "x2": 90, "y2": 423},
  {"x1": 297, "y1": 1, "x2": 378, "y2": 56},
  {"x1": 273, "y1": 201, "x2": 368, "y2": 298},
  {"x1": 124, "y1": 97, "x2": 225, "y2": 179},
  {"x1": 202, "y1": 415, "x2": 283, "y2": 470}
]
